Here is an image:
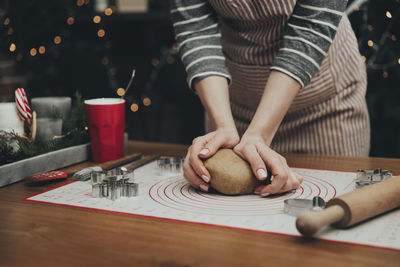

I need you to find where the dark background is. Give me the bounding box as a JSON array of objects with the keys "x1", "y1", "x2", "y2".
[{"x1": 0, "y1": 0, "x2": 399, "y2": 157}]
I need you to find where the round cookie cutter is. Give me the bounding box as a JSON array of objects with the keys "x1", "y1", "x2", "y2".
[{"x1": 284, "y1": 196, "x2": 326, "y2": 216}]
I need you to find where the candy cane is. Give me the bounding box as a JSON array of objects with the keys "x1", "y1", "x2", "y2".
[{"x1": 15, "y1": 88, "x2": 32, "y2": 123}]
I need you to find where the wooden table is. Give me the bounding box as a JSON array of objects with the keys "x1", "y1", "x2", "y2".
[{"x1": 1, "y1": 141, "x2": 399, "y2": 266}]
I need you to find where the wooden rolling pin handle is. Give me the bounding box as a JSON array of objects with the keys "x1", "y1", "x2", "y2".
[
  {"x1": 101, "y1": 153, "x2": 142, "y2": 171},
  {"x1": 124, "y1": 155, "x2": 160, "y2": 171},
  {"x1": 296, "y1": 205, "x2": 345, "y2": 237}
]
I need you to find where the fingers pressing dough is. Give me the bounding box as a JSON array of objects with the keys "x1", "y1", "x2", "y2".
[{"x1": 204, "y1": 149, "x2": 270, "y2": 195}]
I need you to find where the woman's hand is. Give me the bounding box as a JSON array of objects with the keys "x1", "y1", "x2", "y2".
[
  {"x1": 230, "y1": 71, "x2": 302, "y2": 196},
  {"x1": 183, "y1": 127, "x2": 240, "y2": 192},
  {"x1": 234, "y1": 133, "x2": 303, "y2": 196},
  {"x1": 185, "y1": 75, "x2": 238, "y2": 192}
]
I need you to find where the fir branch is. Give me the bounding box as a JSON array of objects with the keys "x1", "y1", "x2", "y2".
[
  {"x1": 0, "y1": 91, "x2": 89, "y2": 166},
  {"x1": 62, "y1": 91, "x2": 87, "y2": 134}
]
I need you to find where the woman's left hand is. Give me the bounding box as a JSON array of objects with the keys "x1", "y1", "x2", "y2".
[{"x1": 233, "y1": 133, "x2": 303, "y2": 196}]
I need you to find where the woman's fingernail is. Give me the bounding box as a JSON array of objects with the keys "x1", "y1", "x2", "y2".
[
  {"x1": 199, "y1": 148, "x2": 209, "y2": 155},
  {"x1": 257, "y1": 169, "x2": 267, "y2": 179},
  {"x1": 200, "y1": 184, "x2": 209, "y2": 192},
  {"x1": 201, "y1": 175, "x2": 210, "y2": 183},
  {"x1": 261, "y1": 192, "x2": 270, "y2": 197}
]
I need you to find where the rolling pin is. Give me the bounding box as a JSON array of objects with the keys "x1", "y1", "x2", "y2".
[
  {"x1": 296, "y1": 176, "x2": 400, "y2": 237},
  {"x1": 64, "y1": 152, "x2": 142, "y2": 175}
]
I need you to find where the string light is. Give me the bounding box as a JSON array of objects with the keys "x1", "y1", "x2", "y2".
[
  {"x1": 38, "y1": 46, "x2": 46, "y2": 54},
  {"x1": 93, "y1": 15, "x2": 101, "y2": 23},
  {"x1": 54, "y1": 36, "x2": 62, "y2": 44},
  {"x1": 166, "y1": 56, "x2": 175, "y2": 64},
  {"x1": 398, "y1": 58, "x2": 400, "y2": 64},
  {"x1": 104, "y1": 8, "x2": 113, "y2": 16},
  {"x1": 7, "y1": 28, "x2": 14, "y2": 35},
  {"x1": 101, "y1": 57, "x2": 109, "y2": 65},
  {"x1": 142, "y1": 97, "x2": 151, "y2": 106},
  {"x1": 97, "y1": 29, "x2": 105, "y2": 38},
  {"x1": 130, "y1": 103, "x2": 139, "y2": 112},
  {"x1": 110, "y1": 67, "x2": 117, "y2": 75},
  {"x1": 16, "y1": 53, "x2": 23, "y2": 61},
  {"x1": 116, "y1": 88, "x2": 125, "y2": 96},
  {"x1": 359, "y1": 3, "x2": 400, "y2": 71},
  {"x1": 3, "y1": 17, "x2": 10, "y2": 25},
  {"x1": 9, "y1": 43, "x2": 16, "y2": 52},
  {"x1": 76, "y1": 0, "x2": 84, "y2": 7},
  {"x1": 361, "y1": 55, "x2": 366, "y2": 62},
  {"x1": 151, "y1": 58, "x2": 160, "y2": 67},
  {"x1": 30, "y1": 48, "x2": 37, "y2": 56},
  {"x1": 67, "y1": 17, "x2": 75, "y2": 25},
  {"x1": 345, "y1": 0, "x2": 368, "y2": 15}
]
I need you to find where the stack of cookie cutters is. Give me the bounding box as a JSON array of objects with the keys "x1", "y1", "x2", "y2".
[
  {"x1": 157, "y1": 156, "x2": 184, "y2": 175},
  {"x1": 91, "y1": 167, "x2": 138, "y2": 201},
  {"x1": 355, "y1": 168, "x2": 392, "y2": 188}
]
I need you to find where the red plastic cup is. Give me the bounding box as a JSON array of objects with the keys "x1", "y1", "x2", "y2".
[{"x1": 85, "y1": 98, "x2": 125, "y2": 163}]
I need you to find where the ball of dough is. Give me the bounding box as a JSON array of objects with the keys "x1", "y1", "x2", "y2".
[{"x1": 204, "y1": 148, "x2": 269, "y2": 195}]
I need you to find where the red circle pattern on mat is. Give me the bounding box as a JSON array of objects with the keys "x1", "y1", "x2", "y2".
[{"x1": 148, "y1": 175, "x2": 336, "y2": 216}]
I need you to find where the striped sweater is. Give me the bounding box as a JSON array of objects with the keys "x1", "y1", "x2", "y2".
[{"x1": 170, "y1": 0, "x2": 348, "y2": 88}]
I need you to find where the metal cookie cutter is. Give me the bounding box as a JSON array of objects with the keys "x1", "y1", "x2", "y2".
[
  {"x1": 157, "y1": 156, "x2": 184, "y2": 175},
  {"x1": 91, "y1": 167, "x2": 138, "y2": 200},
  {"x1": 284, "y1": 196, "x2": 326, "y2": 217},
  {"x1": 355, "y1": 168, "x2": 392, "y2": 188}
]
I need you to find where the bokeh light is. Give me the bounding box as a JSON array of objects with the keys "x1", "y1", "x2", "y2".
[
  {"x1": 117, "y1": 88, "x2": 125, "y2": 96},
  {"x1": 130, "y1": 103, "x2": 139, "y2": 112}
]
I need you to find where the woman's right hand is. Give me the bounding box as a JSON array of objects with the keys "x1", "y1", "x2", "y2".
[
  {"x1": 183, "y1": 127, "x2": 240, "y2": 192},
  {"x1": 186, "y1": 75, "x2": 238, "y2": 191}
]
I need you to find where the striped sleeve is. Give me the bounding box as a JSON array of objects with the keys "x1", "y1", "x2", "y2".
[
  {"x1": 271, "y1": 0, "x2": 348, "y2": 87},
  {"x1": 170, "y1": 0, "x2": 231, "y2": 89}
]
